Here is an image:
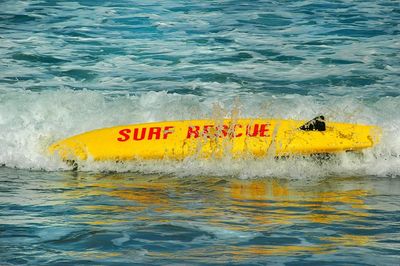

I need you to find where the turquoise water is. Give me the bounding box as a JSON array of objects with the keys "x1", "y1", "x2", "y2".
[
  {"x1": 1, "y1": 0, "x2": 399, "y2": 265},
  {"x1": 1, "y1": 170, "x2": 399, "y2": 265}
]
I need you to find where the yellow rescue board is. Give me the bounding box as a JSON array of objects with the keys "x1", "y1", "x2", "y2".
[{"x1": 49, "y1": 118, "x2": 381, "y2": 162}]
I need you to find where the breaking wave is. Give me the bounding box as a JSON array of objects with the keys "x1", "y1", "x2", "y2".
[{"x1": 0, "y1": 89, "x2": 399, "y2": 178}]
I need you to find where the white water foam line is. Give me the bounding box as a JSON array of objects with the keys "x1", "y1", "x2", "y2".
[{"x1": 0, "y1": 89, "x2": 399, "y2": 177}]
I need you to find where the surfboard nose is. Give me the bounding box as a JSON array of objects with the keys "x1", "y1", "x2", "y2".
[{"x1": 49, "y1": 140, "x2": 88, "y2": 161}]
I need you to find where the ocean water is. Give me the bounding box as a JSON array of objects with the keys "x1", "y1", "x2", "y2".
[{"x1": 0, "y1": 0, "x2": 399, "y2": 265}]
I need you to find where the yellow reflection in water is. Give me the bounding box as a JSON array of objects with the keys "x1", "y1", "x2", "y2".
[
  {"x1": 322, "y1": 234, "x2": 371, "y2": 246},
  {"x1": 226, "y1": 178, "x2": 374, "y2": 256},
  {"x1": 60, "y1": 172, "x2": 375, "y2": 257},
  {"x1": 230, "y1": 179, "x2": 370, "y2": 224},
  {"x1": 232, "y1": 244, "x2": 332, "y2": 256}
]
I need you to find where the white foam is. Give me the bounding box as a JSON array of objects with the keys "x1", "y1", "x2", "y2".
[{"x1": 0, "y1": 89, "x2": 398, "y2": 178}]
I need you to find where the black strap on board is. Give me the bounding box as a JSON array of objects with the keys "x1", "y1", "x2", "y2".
[{"x1": 299, "y1": 116, "x2": 326, "y2": 131}]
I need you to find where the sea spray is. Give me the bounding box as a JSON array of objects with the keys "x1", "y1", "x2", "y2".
[{"x1": 0, "y1": 89, "x2": 398, "y2": 177}]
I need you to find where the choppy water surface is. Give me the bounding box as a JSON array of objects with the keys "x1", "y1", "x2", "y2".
[
  {"x1": 0, "y1": 0, "x2": 399, "y2": 264},
  {"x1": 1, "y1": 0, "x2": 399, "y2": 97},
  {"x1": 1, "y1": 168, "x2": 399, "y2": 265}
]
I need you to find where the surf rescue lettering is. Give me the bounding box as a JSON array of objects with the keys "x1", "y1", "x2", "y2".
[
  {"x1": 117, "y1": 124, "x2": 270, "y2": 142},
  {"x1": 117, "y1": 126, "x2": 174, "y2": 141}
]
